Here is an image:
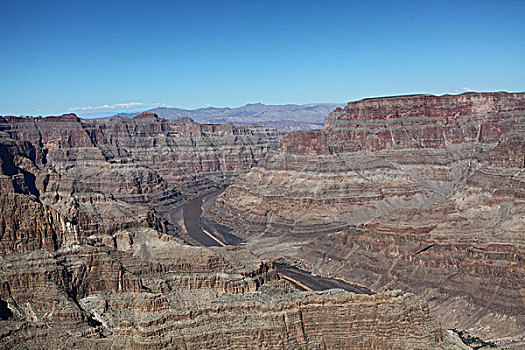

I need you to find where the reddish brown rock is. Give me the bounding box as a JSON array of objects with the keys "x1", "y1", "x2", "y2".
[
  {"x1": 0, "y1": 111, "x2": 456, "y2": 349},
  {"x1": 0, "y1": 112, "x2": 281, "y2": 196},
  {"x1": 0, "y1": 113, "x2": 281, "y2": 244},
  {"x1": 0, "y1": 225, "x2": 454, "y2": 349},
  {"x1": 208, "y1": 92, "x2": 525, "y2": 340},
  {"x1": 488, "y1": 134, "x2": 525, "y2": 168}
]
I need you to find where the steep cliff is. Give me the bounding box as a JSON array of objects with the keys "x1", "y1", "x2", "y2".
[
  {"x1": 0, "y1": 226, "x2": 452, "y2": 350},
  {"x1": 0, "y1": 113, "x2": 281, "y2": 241},
  {"x1": 208, "y1": 92, "x2": 525, "y2": 340},
  {"x1": 0, "y1": 197, "x2": 452, "y2": 349},
  {"x1": 0, "y1": 112, "x2": 457, "y2": 348},
  {"x1": 0, "y1": 112, "x2": 280, "y2": 196}
]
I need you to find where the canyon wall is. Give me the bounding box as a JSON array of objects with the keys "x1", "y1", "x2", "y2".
[
  {"x1": 0, "y1": 112, "x2": 280, "y2": 196},
  {"x1": 0, "y1": 112, "x2": 457, "y2": 348},
  {"x1": 208, "y1": 92, "x2": 525, "y2": 340},
  {"x1": 0, "y1": 224, "x2": 450, "y2": 349},
  {"x1": 0, "y1": 113, "x2": 281, "y2": 241}
]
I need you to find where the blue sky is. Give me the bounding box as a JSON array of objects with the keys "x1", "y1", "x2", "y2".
[{"x1": 1, "y1": 0, "x2": 523, "y2": 117}]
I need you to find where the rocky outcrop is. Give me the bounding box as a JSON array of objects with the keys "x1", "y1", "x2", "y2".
[
  {"x1": 299, "y1": 168, "x2": 525, "y2": 338},
  {"x1": 282, "y1": 92, "x2": 525, "y2": 154},
  {"x1": 212, "y1": 92, "x2": 525, "y2": 237},
  {"x1": 0, "y1": 113, "x2": 281, "y2": 243},
  {"x1": 208, "y1": 92, "x2": 525, "y2": 340},
  {"x1": 0, "y1": 111, "x2": 457, "y2": 348},
  {"x1": 0, "y1": 112, "x2": 280, "y2": 195},
  {"x1": 0, "y1": 135, "x2": 40, "y2": 197},
  {"x1": 0, "y1": 135, "x2": 165, "y2": 251},
  {"x1": 0, "y1": 226, "x2": 454, "y2": 349}
]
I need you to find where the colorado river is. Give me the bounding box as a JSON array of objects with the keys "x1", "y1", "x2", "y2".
[
  {"x1": 275, "y1": 266, "x2": 373, "y2": 294},
  {"x1": 182, "y1": 189, "x2": 373, "y2": 294},
  {"x1": 183, "y1": 191, "x2": 222, "y2": 247}
]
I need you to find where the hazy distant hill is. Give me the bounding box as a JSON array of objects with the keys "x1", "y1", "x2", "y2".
[{"x1": 112, "y1": 103, "x2": 342, "y2": 131}]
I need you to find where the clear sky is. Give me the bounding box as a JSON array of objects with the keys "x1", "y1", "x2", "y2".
[{"x1": 1, "y1": 0, "x2": 524, "y2": 117}]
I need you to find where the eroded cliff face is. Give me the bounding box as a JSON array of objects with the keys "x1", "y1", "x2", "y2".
[
  {"x1": 0, "y1": 112, "x2": 280, "y2": 196},
  {"x1": 0, "y1": 208, "x2": 449, "y2": 350},
  {"x1": 0, "y1": 113, "x2": 280, "y2": 240},
  {"x1": 208, "y1": 92, "x2": 525, "y2": 340},
  {"x1": 0, "y1": 113, "x2": 454, "y2": 349}
]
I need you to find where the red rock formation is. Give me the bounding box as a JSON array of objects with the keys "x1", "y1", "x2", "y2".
[
  {"x1": 0, "y1": 113, "x2": 281, "y2": 242},
  {"x1": 209, "y1": 92, "x2": 525, "y2": 340},
  {"x1": 0, "y1": 112, "x2": 456, "y2": 348},
  {"x1": 488, "y1": 134, "x2": 525, "y2": 168},
  {"x1": 278, "y1": 92, "x2": 525, "y2": 155},
  {"x1": 325, "y1": 92, "x2": 524, "y2": 125},
  {"x1": 0, "y1": 112, "x2": 280, "y2": 195},
  {"x1": 0, "y1": 225, "x2": 453, "y2": 349}
]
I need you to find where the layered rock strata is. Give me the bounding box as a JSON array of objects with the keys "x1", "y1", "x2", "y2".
[
  {"x1": 0, "y1": 113, "x2": 280, "y2": 241},
  {"x1": 0, "y1": 214, "x2": 452, "y2": 349},
  {"x1": 208, "y1": 92, "x2": 525, "y2": 340},
  {"x1": 0, "y1": 111, "x2": 457, "y2": 348},
  {"x1": 0, "y1": 112, "x2": 280, "y2": 196}
]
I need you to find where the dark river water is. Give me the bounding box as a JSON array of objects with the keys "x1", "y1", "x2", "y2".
[
  {"x1": 183, "y1": 191, "x2": 222, "y2": 247},
  {"x1": 182, "y1": 189, "x2": 373, "y2": 294}
]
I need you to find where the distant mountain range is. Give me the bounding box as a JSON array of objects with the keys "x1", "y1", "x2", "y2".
[{"x1": 111, "y1": 103, "x2": 343, "y2": 131}]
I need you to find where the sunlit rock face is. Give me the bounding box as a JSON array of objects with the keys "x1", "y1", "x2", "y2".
[
  {"x1": 0, "y1": 236, "x2": 450, "y2": 349},
  {"x1": 208, "y1": 92, "x2": 525, "y2": 340},
  {"x1": 0, "y1": 113, "x2": 281, "y2": 240},
  {"x1": 0, "y1": 189, "x2": 448, "y2": 350},
  {"x1": 0, "y1": 219, "x2": 448, "y2": 349},
  {"x1": 0, "y1": 112, "x2": 281, "y2": 197},
  {"x1": 0, "y1": 112, "x2": 459, "y2": 349}
]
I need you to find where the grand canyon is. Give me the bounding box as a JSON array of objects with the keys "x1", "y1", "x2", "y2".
[{"x1": 0, "y1": 92, "x2": 523, "y2": 349}]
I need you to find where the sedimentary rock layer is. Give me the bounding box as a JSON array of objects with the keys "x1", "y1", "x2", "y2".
[
  {"x1": 0, "y1": 112, "x2": 280, "y2": 195},
  {"x1": 0, "y1": 111, "x2": 457, "y2": 348},
  {"x1": 0, "y1": 113, "x2": 281, "y2": 241},
  {"x1": 0, "y1": 226, "x2": 451, "y2": 350},
  {"x1": 0, "y1": 199, "x2": 451, "y2": 349},
  {"x1": 208, "y1": 92, "x2": 525, "y2": 339}
]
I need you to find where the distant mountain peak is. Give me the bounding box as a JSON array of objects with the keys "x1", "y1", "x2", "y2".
[{"x1": 110, "y1": 102, "x2": 343, "y2": 131}]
